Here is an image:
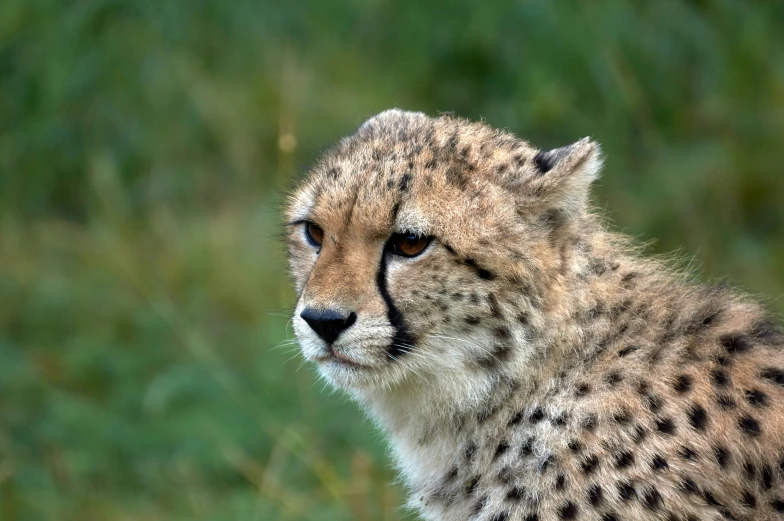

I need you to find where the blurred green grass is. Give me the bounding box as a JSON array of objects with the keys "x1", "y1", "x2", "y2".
[{"x1": 1, "y1": 0, "x2": 783, "y2": 519}]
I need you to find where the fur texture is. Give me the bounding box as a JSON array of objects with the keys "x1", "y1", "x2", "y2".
[{"x1": 285, "y1": 110, "x2": 784, "y2": 521}]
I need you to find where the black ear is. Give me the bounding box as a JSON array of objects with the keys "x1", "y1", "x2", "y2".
[{"x1": 525, "y1": 137, "x2": 603, "y2": 218}]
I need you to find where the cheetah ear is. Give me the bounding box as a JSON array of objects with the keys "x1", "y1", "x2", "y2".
[
  {"x1": 357, "y1": 109, "x2": 430, "y2": 138},
  {"x1": 524, "y1": 137, "x2": 603, "y2": 218}
]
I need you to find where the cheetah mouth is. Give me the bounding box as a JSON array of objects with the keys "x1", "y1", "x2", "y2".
[{"x1": 313, "y1": 350, "x2": 368, "y2": 368}]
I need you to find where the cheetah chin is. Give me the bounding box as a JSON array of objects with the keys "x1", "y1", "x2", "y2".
[{"x1": 286, "y1": 109, "x2": 784, "y2": 521}]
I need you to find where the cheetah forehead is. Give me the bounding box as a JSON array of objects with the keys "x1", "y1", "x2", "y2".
[
  {"x1": 287, "y1": 110, "x2": 599, "y2": 243},
  {"x1": 286, "y1": 111, "x2": 605, "y2": 274}
]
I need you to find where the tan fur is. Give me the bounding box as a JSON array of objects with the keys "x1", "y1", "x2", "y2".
[{"x1": 286, "y1": 110, "x2": 784, "y2": 521}]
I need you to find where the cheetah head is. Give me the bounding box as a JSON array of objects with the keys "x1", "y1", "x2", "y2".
[{"x1": 286, "y1": 110, "x2": 602, "y2": 392}]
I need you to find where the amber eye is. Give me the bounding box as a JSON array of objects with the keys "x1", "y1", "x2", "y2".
[
  {"x1": 304, "y1": 222, "x2": 324, "y2": 247},
  {"x1": 390, "y1": 232, "x2": 431, "y2": 257}
]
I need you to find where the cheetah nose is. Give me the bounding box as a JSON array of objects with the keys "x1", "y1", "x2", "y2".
[{"x1": 300, "y1": 308, "x2": 357, "y2": 344}]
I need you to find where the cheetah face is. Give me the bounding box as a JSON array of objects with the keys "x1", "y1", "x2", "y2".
[{"x1": 286, "y1": 110, "x2": 601, "y2": 391}]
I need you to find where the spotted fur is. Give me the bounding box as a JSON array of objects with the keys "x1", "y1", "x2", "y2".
[{"x1": 286, "y1": 110, "x2": 784, "y2": 521}]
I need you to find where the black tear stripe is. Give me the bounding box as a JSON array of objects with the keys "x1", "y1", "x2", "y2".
[{"x1": 378, "y1": 203, "x2": 416, "y2": 360}]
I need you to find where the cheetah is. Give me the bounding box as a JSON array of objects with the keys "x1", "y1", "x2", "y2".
[{"x1": 285, "y1": 109, "x2": 784, "y2": 521}]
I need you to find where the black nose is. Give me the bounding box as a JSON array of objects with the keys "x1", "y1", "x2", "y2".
[{"x1": 300, "y1": 308, "x2": 357, "y2": 344}]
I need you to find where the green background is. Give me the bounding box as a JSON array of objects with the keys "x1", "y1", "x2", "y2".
[{"x1": 1, "y1": 1, "x2": 783, "y2": 519}]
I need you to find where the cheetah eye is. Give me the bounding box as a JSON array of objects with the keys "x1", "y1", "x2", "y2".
[
  {"x1": 389, "y1": 232, "x2": 431, "y2": 257},
  {"x1": 304, "y1": 222, "x2": 324, "y2": 248}
]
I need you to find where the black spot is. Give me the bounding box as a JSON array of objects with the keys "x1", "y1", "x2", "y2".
[
  {"x1": 721, "y1": 334, "x2": 751, "y2": 355},
  {"x1": 613, "y1": 409, "x2": 632, "y2": 424},
  {"x1": 555, "y1": 474, "x2": 566, "y2": 490},
  {"x1": 614, "y1": 450, "x2": 634, "y2": 469},
  {"x1": 506, "y1": 487, "x2": 525, "y2": 501},
  {"x1": 716, "y1": 394, "x2": 736, "y2": 409},
  {"x1": 715, "y1": 354, "x2": 730, "y2": 366},
  {"x1": 477, "y1": 403, "x2": 500, "y2": 422},
  {"x1": 636, "y1": 380, "x2": 650, "y2": 395},
  {"x1": 524, "y1": 514, "x2": 539, "y2": 521},
  {"x1": 477, "y1": 344, "x2": 513, "y2": 370},
  {"x1": 471, "y1": 494, "x2": 489, "y2": 515},
  {"x1": 605, "y1": 372, "x2": 623, "y2": 386},
  {"x1": 465, "y1": 475, "x2": 481, "y2": 495},
  {"x1": 617, "y1": 480, "x2": 636, "y2": 501},
  {"x1": 496, "y1": 465, "x2": 514, "y2": 485},
  {"x1": 743, "y1": 460, "x2": 756, "y2": 478},
  {"x1": 761, "y1": 464, "x2": 772, "y2": 490},
  {"x1": 680, "y1": 477, "x2": 698, "y2": 493},
  {"x1": 465, "y1": 315, "x2": 481, "y2": 325},
  {"x1": 621, "y1": 272, "x2": 638, "y2": 287},
  {"x1": 618, "y1": 345, "x2": 638, "y2": 357},
  {"x1": 540, "y1": 454, "x2": 555, "y2": 472},
  {"x1": 425, "y1": 158, "x2": 437, "y2": 169},
  {"x1": 490, "y1": 511, "x2": 509, "y2": 521},
  {"x1": 520, "y1": 438, "x2": 534, "y2": 456},
  {"x1": 713, "y1": 446, "x2": 729, "y2": 467},
  {"x1": 494, "y1": 326, "x2": 511, "y2": 340},
  {"x1": 711, "y1": 369, "x2": 730, "y2": 387},
  {"x1": 745, "y1": 389, "x2": 768, "y2": 407},
  {"x1": 679, "y1": 446, "x2": 698, "y2": 461},
  {"x1": 655, "y1": 417, "x2": 676, "y2": 435},
  {"x1": 674, "y1": 375, "x2": 693, "y2": 393},
  {"x1": 581, "y1": 454, "x2": 600, "y2": 475},
  {"x1": 760, "y1": 367, "x2": 784, "y2": 386},
  {"x1": 588, "y1": 258, "x2": 608, "y2": 276},
  {"x1": 771, "y1": 499, "x2": 784, "y2": 512},
  {"x1": 643, "y1": 487, "x2": 663, "y2": 510},
  {"x1": 559, "y1": 501, "x2": 578, "y2": 520},
  {"x1": 703, "y1": 490, "x2": 722, "y2": 507},
  {"x1": 529, "y1": 408, "x2": 545, "y2": 423},
  {"x1": 688, "y1": 404, "x2": 708, "y2": 430},
  {"x1": 737, "y1": 415, "x2": 761, "y2": 436},
  {"x1": 602, "y1": 514, "x2": 619, "y2": 521},
  {"x1": 575, "y1": 384, "x2": 591, "y2": 397},
  {"x1": 399, "y1": 173, "x2": 411, "y2": 192},
  {"x1": 587, "y1": 484, "x2": 603, "y2": 506},
  {"x1": 487, "y1": 293, "x2": 502, "y2": 317},
  {"x1": 696, "y1": 308, "x2": 721, "y2": 329},
  {"x1": 646, "y1": 394, "x2": 663, "y2": 413},
  {"x1": 533, "y1": 151, "x2": 553, "y2": 174},
  {"x1": 552, "y1": 414, "x2": 568, "y2": 427},
  {"x1": 633, "y1": 424, "x2": 647, "y2": 444},
  {"x1": 582, "y1": 414, "x2": 598, "y2": 431},
  {"x1": 586, "y1": 304, "x2": 604, "y2": 320},
  {"x1": 508, "y1": 411, "x2": 525, "y2": 426},
  {"x1": 741, "y1": 490, "x2": 757, "y2": 509},
  {"x1": 651, "y1": 455, "x2": 669, "y2": 471},
  {"x1": 444, "y1": 466, "x2": 459, "y2": 482},
  {"x1": 493, "y1": 440, "x2": 509, "y2": 461},
  {"x1": 568, "y1": 440, "x2": 582, "y2": 453}
]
